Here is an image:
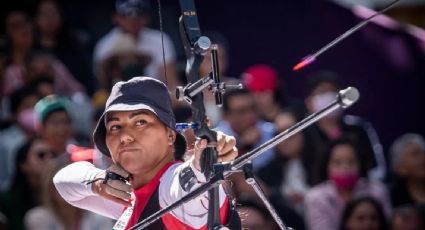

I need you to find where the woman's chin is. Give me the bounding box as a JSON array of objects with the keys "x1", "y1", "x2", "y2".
[{"x1": 119, "y1": 160, "x2": 137, "y2": 175}]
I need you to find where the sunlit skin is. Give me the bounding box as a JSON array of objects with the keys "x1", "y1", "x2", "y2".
[
  {"x1": 91, "y1": 108, "x2": 238, "y2": 207},
  {"x1": 345, "y1": 202, "x2": 380, "y2": 230},
  {"x1": 105, "y1": 109, "x2": 239, "y2": 187},
  {"x1": 105, "y1": 109, "x2": 176, "y2": 188}
]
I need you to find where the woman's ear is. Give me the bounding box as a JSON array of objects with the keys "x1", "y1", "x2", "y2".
[{"x1": 168, "y1": 129, "x2": 176, "y2": 145}]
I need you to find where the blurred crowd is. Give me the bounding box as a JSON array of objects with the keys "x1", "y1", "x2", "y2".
[{"x1": 1, "y1": 0, "x2": 424, "y2": 230}]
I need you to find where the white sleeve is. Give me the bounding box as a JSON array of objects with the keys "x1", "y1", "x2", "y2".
[
  {"x1": 53, "y1": 161, "x2": 125, "y2": 219},
  {"x1": 158, "y1": 161, "x2": 228, "y2": 229}
]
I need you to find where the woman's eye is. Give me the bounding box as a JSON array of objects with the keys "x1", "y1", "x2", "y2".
[
  {"x1": 136, "y1": 120, "x2": 147, "y2": 126},
  {"x1": 109, "y1": 125, "x2": 120, "y2": 132}
]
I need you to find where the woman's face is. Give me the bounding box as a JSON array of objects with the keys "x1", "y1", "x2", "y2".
[
  {"x1": 328, "y1": 144, "x2": 359, "y2": 175},
  {"x1": 36, "y1": 0, "x2": 62, "y2": 35},
  {"x1": 21, "y1": 140, "x2": 55, "y2": 177},
  {"x1": 42, "y1": 111, "x2": 73, "y2": 153},
  {"x1": 345, "y1": 202, "x2": 380, "y2": 230},
  {"x1": 6, "y1": 11, "x2": 33, "y2": 49},
  {"x1": 397, "y1": 142, "x2": 425, "y2": 180}
]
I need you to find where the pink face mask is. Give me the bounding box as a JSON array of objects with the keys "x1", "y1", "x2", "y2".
[
  {"x1": 329, "y1": 171, "x2": 359, "y2": 189},
  {"x1": 17, "y1": 108, "x2": 36, "y2": 132}
]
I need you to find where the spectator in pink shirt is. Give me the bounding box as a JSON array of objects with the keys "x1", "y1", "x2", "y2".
[{"x1": 305, "y1": 138, "x2": 391, "y2": 230}]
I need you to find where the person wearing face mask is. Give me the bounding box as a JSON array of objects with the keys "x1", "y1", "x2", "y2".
[
  {"x1": 304, "y1": 138, "x2": 391, "y2": 230},
  {"x1": 304, "y1": 71, "x2": 385, "y2": 184},
  {"x1": 0, "y1": 85, "x2": 41, "y2": 191}
]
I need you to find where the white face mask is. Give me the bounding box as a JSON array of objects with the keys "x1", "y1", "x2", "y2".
[{"x1": 311, "y1": 91, "x2": 342, "y2": 118}]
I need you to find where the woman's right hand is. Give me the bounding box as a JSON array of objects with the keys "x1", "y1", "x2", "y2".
[{"x1": 91, "y1": 164, "x2": 133, "y2": 206}]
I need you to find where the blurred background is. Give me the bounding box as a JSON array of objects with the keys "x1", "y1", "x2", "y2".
[{"x1": 0, "y1": 0, "x2": 424, "y2": 229}]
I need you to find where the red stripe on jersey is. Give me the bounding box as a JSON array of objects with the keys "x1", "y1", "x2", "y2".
[{"x1": 125, "y1": 161, "x2": 176, "y2": 229}]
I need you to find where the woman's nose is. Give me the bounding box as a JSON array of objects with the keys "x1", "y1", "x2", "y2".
[{"x1": 120, "y1": 132, "x2": 135, "y2": 145}]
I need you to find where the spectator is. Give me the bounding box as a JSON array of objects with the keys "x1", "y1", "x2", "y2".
[
  {"x1": 0, "y1": 85, "x2": 41, "y2": 191},
  {"x1": 34, "y1": 95, "x2": 75, "y2": 160},
  {"x1": 24, "y1": 161, "x2": 114, "y2": 230},
  {"x1": 94, "y1": 31, "x2": 151, "y2": 90},
  {"x1": 27, "y1": 52, "x2": 85, "y2": 97},
  {"x1": 215, "y1": 88, "x2": 275, "y2": 170},
  {"x1": 1, "y1": 10, "x2": 33, "y2": 96},
  {"x1": 304, "y1": 138, "x2": 391, "y2": 230},
  {"x1": 33, "y1": 0, "x2": 95, "y2": 94},
  {"x1": 1, "y1": 11, "x2": 84, "y2": 97},
  {"x1": 257, "y1": 109, "x2": 314, "y2": 213},
  {"x1": 93, "y1": 0, "x2": 179, "y2": 90},
  {"x1": 390, "y1": 204, "x2": 424, "y2": 230},
  {"x1": 304, "y1": 71, "x2": 385, "y2": 183},
  {"x1": 242, "y1": 64, "x2": 305, "y2": 122},
  {"x1": 0, "y1": 138, "x2": 55, "y2": 230},
  {"x1": 389, "y1": 133, "x2": 425, "y2": 215},
  {"x1": 339, "y1": 196, "x2": 388, "y2": 230}
]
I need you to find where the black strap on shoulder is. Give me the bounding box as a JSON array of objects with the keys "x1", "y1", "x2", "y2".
[
  {"x1": 136, "y1": 187, "x2": 166, "y2": 230},
  {"x1": 136, "y1": 182, "x2": 241, "y2": 229}
]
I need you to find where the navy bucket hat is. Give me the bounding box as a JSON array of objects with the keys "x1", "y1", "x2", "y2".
[{"x1": 93, "y1": 76, "x2": 187, "y2": 160}]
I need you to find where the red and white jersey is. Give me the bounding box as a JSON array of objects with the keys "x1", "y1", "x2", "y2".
[{"x1": 54, "y1": 160, "x2": 229, "y2": 230}]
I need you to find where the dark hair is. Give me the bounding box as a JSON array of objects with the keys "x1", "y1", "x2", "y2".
[
  {"x1": 9, "y1": 85, "x2": 40, "y2": 115},
  {"x1": 33, "y1": 0, "x2": 82, "y2": 52},
  {"x1": 27, "y1": 75, "x2": 55, "y2": 86},
  {"x1": 10, "y1": 139, "x2": 38, "y2": 208},
  {"x1": 274, "y1": 109, "x2": 316, "y2": 185},
  {"x1": 222, "y1": 88, "x2": 251, "y2": 113},
  {"x1": 318, "y1": 137, "x2": 367, "y2": 182},
  {"x1": 173, "y1": 106, "x2": 192, "y2": 123},
  {"x1": 41, "y1": 108, "x2": 69, "y2": 125},
  {"x1": 202, "y1": 31, "x2": 230, "y2": 55},
  {"x1": 339, "y1": 196, "x2": 388, "y2": 230},
  {"x1": 305, "y1": 71, "x2": 342, "y2": 96}
]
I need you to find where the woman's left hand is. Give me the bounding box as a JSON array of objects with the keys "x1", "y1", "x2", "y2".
[{"x1": 192, "y1": 131, "x2": 238, "y2": 171}]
